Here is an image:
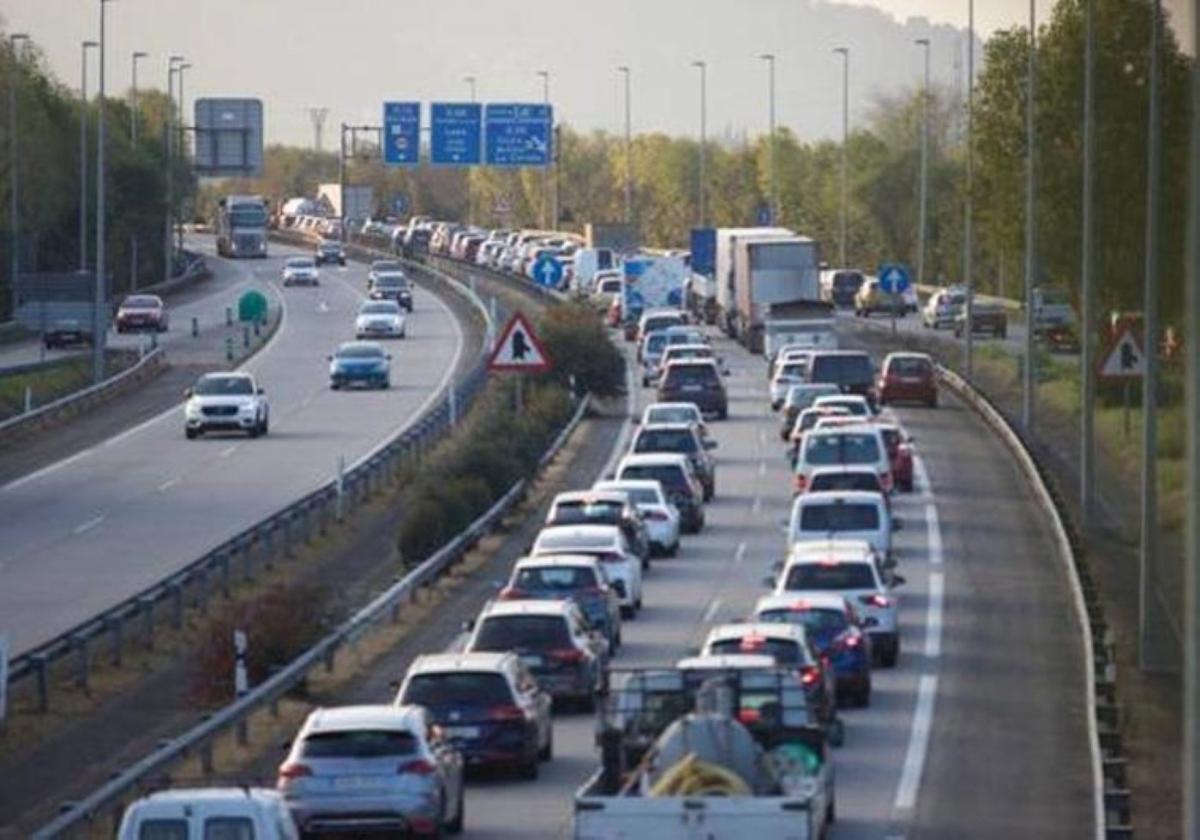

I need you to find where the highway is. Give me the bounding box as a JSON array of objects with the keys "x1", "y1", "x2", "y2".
[{"x1": 0, "y1": 239, "x2": 466, "y2": 658}]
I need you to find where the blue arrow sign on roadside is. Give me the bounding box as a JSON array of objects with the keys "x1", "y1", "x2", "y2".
[
  {"x1": 878, "y1": 263, "x2": 911, "y2": 295},
  {"x1": 533, "y1": 254, "x2": 563, "y2": 288}
]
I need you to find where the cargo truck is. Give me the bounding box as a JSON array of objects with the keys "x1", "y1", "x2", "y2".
[
  {"x1": 732, "y1": 236, "x2": 834, "y2": 357},
  {"x1": 215, "y1": 195, "x2": 269, "y2": 258},
  {"x1": 714, "y1": 227, "x2": 791, "y2": 337}
]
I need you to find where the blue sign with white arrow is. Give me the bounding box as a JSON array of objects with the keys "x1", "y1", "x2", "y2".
[
  {"x1": 485, "y1": 103, "x2": 553, "y2": 166},
  {"x1": 532, "y1": 254, "x2": 564, "y2": 289},
  {"x1": 878, "y1": 263, "x2": 911, "y2": 295},
  {"x1": 431, "y1": 103, "x2": 482, "y2": 165},
  {"x1": 383, "y1": 102, "x2": 420, "y2": 165}
]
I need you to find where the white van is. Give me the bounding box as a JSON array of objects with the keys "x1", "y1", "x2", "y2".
[
  {"x1": 793, "y1": 425, "x2": 892, "y2": 494},
  {"x1": 117, "y1": 788, "x2": 298, "y2": 840},
  {"x1": 787, "y1": 490, "x2": 899, "y2": 562}
]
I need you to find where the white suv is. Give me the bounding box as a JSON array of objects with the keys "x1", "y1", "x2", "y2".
[
  {"x1": 794, "y1": 425, "x2": 891, "y2": 495},
  {"x1": 184, "y1": 372, "x2": 269, "y2": 439},
  {"x1": 787, "y1": 489, "x2": 899, "y2": 562},
  {"x1": 532, "y1": 524, "x2": 644, "y2": 617}
]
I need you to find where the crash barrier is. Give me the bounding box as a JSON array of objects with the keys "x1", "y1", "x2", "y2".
[
  {"x1": 0, "y1": 348, "x2": 165, "y2": 436},
  {"x1": 33, "y1": 391, "x2": 591, "y2": 839},
  {"x1": 937, "y1": 366, "x2": 1119, "y2": 840},
  {"x1": 5, "y1": 248, "x2": 494, "y2": 723}
]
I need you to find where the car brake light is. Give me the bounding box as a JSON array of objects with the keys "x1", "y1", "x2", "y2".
[
  {"x1": 880, "y1": 471, "x2": 894, "y2": 492},
  {"x1": 793, "y1": 474, "x2": 808, "y2": 494},
  {"x1": 799, "y1": 666, "x2": 820, "y2": 686},
  {"x1": 861, "y1": 594, "x2": 891, "y2": 608},
  {"x1": 643, "y1": 510, "x2": 669, "y2": 522},
  {"x1": 407, "y1": 816, "x2": 438, "y2": 835},
  {"x1": 498, "y1": 586, "x2": 526, "y2": 600},
  {"x1": 736, "y1": 708, "x2": 762, "y2": 725},
  {"x1": 399, "y1": 759, "x2": 437, "y2": 776},
  {"x1": 840, "y1": 633, "x2": 862, "y2": 649},
  {"x1": 550, "y1": 648, "x2": 586, "y2": 663},
  {"x1": 487, "y1": 704, "x2": 527, "y2": 721},
  {"x1": 277, "y1": 763, "x2": 312, "y2": 783}
]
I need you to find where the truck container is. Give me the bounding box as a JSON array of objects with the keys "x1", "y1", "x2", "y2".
[
  {"x1": 733, "y1": 236, "x2": 833, "y2": 355},
  {"x1": 714, "y1": 227, "x2": 792, "y2": 337},
  {"x1": 215, "y1": 195, "x2": 269, "y2": 258}
]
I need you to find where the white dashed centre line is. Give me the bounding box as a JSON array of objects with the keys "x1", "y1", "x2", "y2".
[{"x1": 74, "y1": 515, "x2": 104, "y2": 535}]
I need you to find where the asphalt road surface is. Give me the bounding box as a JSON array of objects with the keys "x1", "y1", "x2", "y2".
[{"x1": 0, "y1": 240, "x2": 464, "y2": 657}]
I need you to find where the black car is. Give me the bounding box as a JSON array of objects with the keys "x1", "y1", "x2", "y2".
[
  {"x1": 657, "y1": 360, "x2": 728, "y2": 420},
  {"x1": 371, "y1": 274, "x2": 414, "y2": 311},
  {"x1": 807, "y1": 350, "x2": 877, "y2": 408},
  {"x1": 314, "y1": 240, "x2": 346, "y2": 265}
]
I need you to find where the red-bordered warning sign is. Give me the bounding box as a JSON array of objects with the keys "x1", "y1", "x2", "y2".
[
  {"x1": 487, "y1": 311, "x2": 552, "y2": 373},
  {"x1": 1097, "y1": 326, "x2": 1145, "y2": 381}
]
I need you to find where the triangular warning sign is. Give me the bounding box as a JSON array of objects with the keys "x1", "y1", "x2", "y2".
[
  {"x1": 1098, "y1": 328, "x2": 1145, "y2": 379},
  {"x1": 488, "y1": 311, "x2": 551, "y2": 373}
]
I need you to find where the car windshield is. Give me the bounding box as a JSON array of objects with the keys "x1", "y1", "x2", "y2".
[
  {"x1": 550, "y1": 501, "x2": 622, "y2": 526},
  {"x1": 816, "y1": 399, "x2": 868, "y2": 416},
  {"x1": 299, "y1": 729, "x2": 418, "y2": 759},
  {"x1": 619, "y1": 464, "x2": 686, "y2": 491},
  {"x1": 809, "y1": 354, "x2": 873, "y2": 386},
  {"x1": 612, "y1": 487, "x2": 660, "y2": 505},
  {"x1": 786, "y1": 385, "x2": 837, "y2": 409},
  {"x1": 666, "y1": 332, "x2": 702, "y2": 345},
  {"x1": 634, "y1": 429, "x2": 697, "y2": 454},
  {"x1": 536, "y1": 532, "x2": 614, "y2": 552},
  {"x1": 372, "y1": 261, "x2": 402, "y2": 272},
  {"x1": 338, "y1": 345, "x2": 384, "y2": 359},
  {"x1": 122, "y1": 296, "x2": 159, "y2": 309},
  {"x1": 230, "y1": 207, "x2": 267, "y2": 227},
  {"x1": 515, "y1": 566, "x2": 598, "y2": 590},
  {"x1": 320, "y1": 241, "x2": 340, "y2": 251},
  {"x1": 473, "y1": 616, "x2": 570, "y2": 651},
  {"x1": 758, "y1": 607, "x2": 850, "y2": 635},
  {"x1": 785, "y1": 563, "x2": 877, "y2": 590},
  {"x1": 646, "y1": 407, "x2": 699, "y2": 425},
  {"x1": 708, "y1": 637, "x2": 804, "y2": 666},
  {"x1": 645, "y1": 334, "x2": 669, "y2": 354},
  {"x1": 779, "y1": 363, "x2": 807, "y2": 378},
  {"x1": 889, "y1": 357, "x2": 932, "y2": 377},
  {"x1": 374, "y1": 275, "x2": 408, "y2": 288},
  {"x1": 402, "y1": 672, "x2": 513, "y2": 708},
  {"x1": 879, "y1": 428, "x2": 902, "y2": 452},
  {"x1": 361, "y1": 303, "x2": 399, "y2": 315},
  {"x1": 194, "y1": 376, "x2": 253, "y2": 396},
  {"x1": 803, "y1": 433, "x2": 881, "y2": 465},
  {"x1": 810, "y1": 472, "x2": 883, "y2": 493},
  {"x1": 285, "y1": 258, "x2": 314, "y2": 269},
  {"x1": 664, "y1": 365, "x2": 718, "y2": 387},
  {"x1": 645, "y1": 316, "x2": 682, "y2": 333},
  {"x1": 798, "y1": 502, "x2": 881, "y2": 531}
]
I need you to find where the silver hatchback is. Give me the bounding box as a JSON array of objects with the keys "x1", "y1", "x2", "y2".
[{"x1": 277, "y1": 704, "x2": 464, "y2": 837}]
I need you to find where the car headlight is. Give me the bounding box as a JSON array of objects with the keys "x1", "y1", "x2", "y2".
[{"x1": 185, "y1": 402, "x2": 201, "y2": 418}]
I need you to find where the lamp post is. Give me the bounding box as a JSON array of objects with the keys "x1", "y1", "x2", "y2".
[
  {"x1": 964, "y1": 0, "x2": 976, "y2": 381},
  {"x1": 914, "y1": 38, "x2": 930, "y2": 291},
  {"x1": 7, "y1": 33, "x2": 29, "y2": 319},
  {"x1": 1022, "y1": 1, "x2": 1038, "y2": 431},
  {"x1": 692, "y1": 60, "x2": 707, "y2": 228},
  {"x1": 94, "y1": 0, "x2": 114, "y2": 386},
  {"x1": 538, "y1": 70, "x2": 550, "y2": 229},
  {"x1": 164, "y1": 55, "x2": 183, "y2": 286},
  {"x1": 79, "y1": 41, "x2": 99, "y2": 273},
  {"x1": 833, "y1": 47, "x2": 849, "y2": 267},
  {"x1": 130, "y1": 50, "x2": 147, "y2": 290},
  {"x1": 464, "y1": 75, "x2": 476, "y2": 103},
  {"x1": 618, "y1": 66, "x2": 632, "y2": 225},
  {"x1": 176, "y1": 62, "x2": 191, "y2": 252},
  {"x1": 760, "y1": 53, "x2": 777, "y2": 224}
]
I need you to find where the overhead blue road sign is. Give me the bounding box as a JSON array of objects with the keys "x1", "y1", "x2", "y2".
[
  {"x1": 689, "y1": 228, "x2": 716, "y2": 276},
  {"x1": 431, "y1": 103, "x2": 482, "y2": 165},
  {"x1": 383, "y1": 102, "x2": 420, "y2": 165},
  {"x1": 533, "y1": 254, "x2": 564, "y2": 289},
  {"x1": 485, "y1": 103, "x2": 553, "y2": 166},
  {"x1": 878, "y1": 263, "x2": 911, "y2": 295}
]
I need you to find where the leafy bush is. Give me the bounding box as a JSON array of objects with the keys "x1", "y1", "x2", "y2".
[{"x1": 537, "y1": 304, "x2": 626, "y2": 398}]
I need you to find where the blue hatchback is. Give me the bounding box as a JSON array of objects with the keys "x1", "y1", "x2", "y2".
[
  {"x1": 753, "y1": 593, "x2": 873, "y2": 707},
  {"x1": 329, "y1": 341, "x2": 390, "y2": 390}
]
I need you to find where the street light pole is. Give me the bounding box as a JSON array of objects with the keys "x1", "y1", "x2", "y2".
[
  {"x1": 464, "y1": 75, "x2": 476, "y2": 104},
  {"x1": 692, "y1": 61, "x2": 707, "y2": 228},
  {"x1": 618, "y1": 66, "x2": 632, "y2": 225},
  {"x1": 1080, "y1": 0, "x2": 1096, "y2": 525},
  {"x1": 94, "y1": 0, "x2": 111, "y2": 386},
  {"x1": 1022, "y1": 1, "x2": 1038, "y2": 431},
  {"x1": 538, "y1": 70, "x2": 550, "y2": 229},
  {"x1": 964, "y1": 0, "x2": 975, "y2": 381},
  {"x1": 165, "y1": 55, "x2": 183, "y2": 286},
  {"x1": 760, "y1": 54, "x2": 776, "y2": 224},
  {"x1": 834, "y1": 47, "x2": 849, "y2": 267},
  {"x1": 7, "y1": 33, "x2": 29, "y2": 321},
  {"x1": 79, "y1": 41, "x2": 98, "y2": 273},
  {"x1": 130, "y1": 50, "x2": 146, "y2": 290},
  {"x1": 176, "y1": 62, "x2": 191, "y2": 252},
  {"x1": 914, "y1": 38, "x2": 930, "y2": 291}
]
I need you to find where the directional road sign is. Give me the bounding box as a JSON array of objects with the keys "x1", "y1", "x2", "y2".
[
  {"x1": 383, "y1": 102, "x2": 420, "y2": 165},
  {"x1": 1098, "y1": 327, "x2": 1145, "y2": 380},
  {"x1": 532, "y1": 254, "x2": 564, "y2": 289},
  {"x1": 878, "y1": 264, "x2": 912, "y2": 295},
  {"x1": 485, "y1": 103, "x2": 553, "y2": 166},
  {"x1": 392, "y1": 195, "x2": 408, "y2": 214},
  {"x1": 488, "y1": 311, "x2": 551, "y2": 373},
  {"x1": 431, "y1": 103, "x2": 482, "y2": 165}
]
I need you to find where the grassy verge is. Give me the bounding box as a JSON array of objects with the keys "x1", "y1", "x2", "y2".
[{"x1": 0, "y1": 352, "x2": 136, "y2": 421}]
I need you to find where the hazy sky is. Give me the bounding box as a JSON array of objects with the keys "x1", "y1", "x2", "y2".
[{"x1": 1, "y1": 0, "x2": 1193, "y2": 148}]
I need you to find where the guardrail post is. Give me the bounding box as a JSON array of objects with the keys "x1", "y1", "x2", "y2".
[
  {"x1": 225, "y1": 337, "x2": 234, "y2": 363},
  {"x1": 200, "y1": 739, "x2": 214, "y2": 775},
  {"x1": 195, "y1": 567, "x2": 210, "y2": 614},
  {"x1": 191, "y1": 316, "x2": 198, "y2": 338},
  {"x1": 139, "y1": 596, "x2": 155, "y2": 650},
  {"x1": 32, "y1": 653, "x2": 49, "y2": 712},
  {"x1": 225, "y1": 306, "x2": 233, "y2": 327},
  {"x1": 324, "y1": 644, "x2": 336, "y2": 674},
  {"x1": 170, "y1": 581, "x2": 184, "y2": 629},
  {"x1": 243, "y1": 325, "x2": 250, "y2": 348},
  {"x1": 24, "y1": 385, "x2": 32, "y2": 414},
  {"x1": 106, "y1": 614, "x2": 123, "y2": 668},
  {"x1": 236, "y1": 717, "x2": 249, "y2": 747},
  {"x1": 254, "y1": 318, "x2": 261, "y2": 337},
  {"x1": 71, "y1": 634, "x2": 90, "y2": 692},
  {"x1": 260, "y1": 525, "x2": 275, "y2": 569},
  {"x1": 218, "y1": 552, "x2": 232, "y2": 597}
]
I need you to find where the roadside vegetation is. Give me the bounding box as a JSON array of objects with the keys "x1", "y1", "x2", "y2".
[{"x1": 0, "y1": 352, "x2": 134, "y2": 421}]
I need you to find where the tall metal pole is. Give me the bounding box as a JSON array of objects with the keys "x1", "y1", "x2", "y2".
[
  {"x1": 915, "y1": 38, "x2": 930, "y2": 291},
  {"x1": 760, "y1": 54, "x2": 777, "y2": 224},
  {"x1": 464, "y1": 75, "x2": 476, "y2": 104},
  {"x1": 618, "y1": 66, "x2": 632, "y2": 225},
  {"x1": 164, "y1": 56, "x2": 182, "y2": 286},
  {"x1": 338, "y1": 123, "x2": 347, "y2": 245},
  {"x1": 964, "y1": 1, "x2": 975, "y2": 380},
  {"x1": 79, "y1": 42, "x2": 97, "y2": 273},
  {"x1": 130, "y1": 50, "x2": 146, "y2": 291},
  {"x1": 834, "y1": 47, "x2": 849, "y2": 267},
  {"x1": 538, "y1": 70, "x2": 550, "y2": 230},
  {"x1": 1022, "y1": 2, "x2": 1037, "y2": 431},
  {"x1": 1139, "y1": 0, "x2": 1169, "y2": 672},
  {"x1": 1183, "y1": 0, "x2": 1200, "y2": 828},
  {"x1": 692, "y1": 60, "x2": 707, "y2": 228},
  {"x1": 176, "y1": 63, "x2": 191, "y2": 253},
  {"x1": 1080, "y1": 0, "x2": 1096, "y2": 526},
  {"x1": 7, "y1": 33, "x2": 29, "y2": 321},
  {"x1": 94, "y1": 0, "x2": 109, "y2": 386}
]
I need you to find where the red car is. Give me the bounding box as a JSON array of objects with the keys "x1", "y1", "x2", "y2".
[
  {"x1": 877, "y1": 423, "x2": 915, "y2": 492},
  {"x1": 877, "y1": 352, "x2": 937, "y2": 407},
  {"x1": 115, "y1": 294, "x2": 168, "y2": 333}
]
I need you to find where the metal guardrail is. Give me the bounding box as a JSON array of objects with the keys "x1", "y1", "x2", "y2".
[
  {"x1": 0, "y1": 347, "x2": 165, "y2": 436},
  {"x1": 33, "y1": 390, "x2": 592, "y2": 839},
  {"x1": 936, "y1": 366, "x2": 1119, "y2": 839},
  {"x1": 5, "y1": 246, "x2": 495, "y2": 717}
]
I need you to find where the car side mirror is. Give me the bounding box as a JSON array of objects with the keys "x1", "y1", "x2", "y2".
[
  {"x1": 890, "y1": 574, "x2": 907, "y2": 587},
  {"x1": 279, "y1": 740, "x2": 292, "y2": 752},
  {"x1": 893, "y1": 518, "x2": 905, "y2": 531},
  {"x1": 388, "y1": 679, "x2": 401, "y2": 694},
  {"x1": 762, "y1": 575, "x2": 776, "y2": 588},
  {"x1": 461, "y1": 619, "x2": 475, "y2": 633},
  {"x1": 611, "y1": 580, "x2": 627, "y2": 597},
  {"x1": 704, "y1": 439, "x2": 718, "y2": 450},
  {"x1": 770, "y1": 560, "x2": 784, "y2": 573},
  {"x1": 862, "y1": 616, "x2": 880, "y2": 628},
  {"x1": 386, "y1": 354, "x2": 393, "y2": 360},
  {"x1": 183, "y1": 387, "x2": 194, "y2": 398},
  {"x1": 257, "y1": 387, "x2": 265, "y2": 395},
  {"x1": 326, "y1": 355, "x2": 333, "y2": 361}
]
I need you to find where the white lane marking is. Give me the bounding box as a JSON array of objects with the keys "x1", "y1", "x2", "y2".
[
  {"x1": 734, "y1": 541, "x2": 746, "y2": 565},
  {"x1": 757, "y1": 461, "x2": 767, "y2": 477},
  {"x1": 218, "y1": 445, "x2": 240, "y2": 459},
  {"x1": 926, "y1": 504, "x2": 942, "y2": 565},
  {"x1": 894, "y1": 674, "x2": 940, "y2": 810},
  {"x1": 924, "y1": 572, "x2": 944, "y2": 658},
  {"x1": 317, "y1": 300, "x2": 330, "y2": 313},
  {"x1": 752, "y1": 496, "x2": 762, "y2": 516},
  {"x1": 2, "y1": 447, "x2": 96, "y2": 492},
  {"x1": 913, "y1": 455, "x2": 932, "y2": 498},
  {"x1": 702, "y1": 598, "x2": 722, "y2": 623},
  {"x1": 74, "y1": 515, "x2": 104, "y2": 535},
  {"x1": 157, "y1": 477, "x2": 181, "y2": 492}
]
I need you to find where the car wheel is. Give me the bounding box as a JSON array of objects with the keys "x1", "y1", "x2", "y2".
[
  {"x1": 620, "y1": 604, "x2": 635, "y2": 620},
  {"x1": 880, "y1": 641, "x2": 899, "y2": 669},
  {"x1": 717, "y1": 408, "x2": 728, "y2": 421},
  {"x1": 927, "y1": 394, "x2": 938, "y2": 408},
  {"x1": 260, "y1": 416, "x2": 269, "y2": 436},
  {"x1": 519, "y1": 753, "x2": 539, "y2": 780},
  {"x1": 827, "y1": 717, "x2": 845, "y2": 748},
  {"x1": 668, "y1": 541, "x2": 680, "y2": 558},
  {"x1": 185, "y1": 427, "x2": 198, "y2": 440},
  {"x1": 331, "y1": 382, "x2": 340, "y2": 390},
  {"x1": 247, "y1": 423, "x2": 260, "y2": 439},
  {"x1": 857, "y1": 684, "x2": 872, "y2": 708},
  {"x1": 539, "y1": 726, "x2": 554, "y2": 761},
  {"x1": 445, "y1": 787, "x2": 465, "y2": 835}
]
